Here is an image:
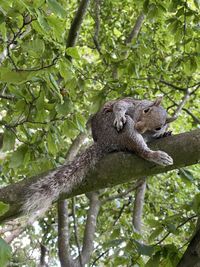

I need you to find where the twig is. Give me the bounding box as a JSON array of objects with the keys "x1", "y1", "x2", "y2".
[
  {"x1": 91, "y1": 248, "x2": 110, "y2": 267},
  {"x1": 154, "y1": 215, "x2": 197, "y2": 246},
  {"x1": 113, "y1": 197, "x2": 132, "y2": 226},
  {"x1": 101, "y1": 181, "x2": 142, "y2": 203},
  {"x1": 16, "y1": 55, "x2": 59, "y2": 72}
]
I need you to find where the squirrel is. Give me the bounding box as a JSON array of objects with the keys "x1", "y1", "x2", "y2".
[{"x1": 23, "y1": 96, "x2": 174, "y2": 220}]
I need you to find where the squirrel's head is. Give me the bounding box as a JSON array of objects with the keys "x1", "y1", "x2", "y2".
[{"x1": 135, "y1": 96, "x2": 171, "y2": 134}]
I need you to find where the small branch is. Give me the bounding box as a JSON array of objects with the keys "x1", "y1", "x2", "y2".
[
  {"x1": 39, "y1": 243, "x2": 49, "y2": 267},
  {"x1": 132, "y1": 177, "x2": 146, "y2": 233},
  {"x1": 93, "y1": 0, "x2": 103, "y2": 55},
  {"x1": 65, "y1": 132, "x2": 88, "y2": 163},
  {"x1": 125, "y1": 12, "x2": 145, "y2": 45},
  {"x1": 0, "y1": 16, "x2": 34, "y2": 66},
  {"x1": 154, "y1": 215, "x2": 197, "y2": 246},
  {"x1": 112, "y1": 11, "x2": 145, "y2": 79},
  {"x1": 4, "y1": 225, "x2": 25, "y2": 244},
  {"x1": 16, "y1": 55, "x2": 59, "y2": 72},
  {"x1": 159, "y1": 79, "x2": 186, "y2": 92},
  {"x1": 101, "y1": 182, "x2": 141, "y2": 203},
  {"x1": 91, "y1": 248, "x2": 110, "y2": 267},
  {"x1": 167, "y1": 89, "x2": 190, "y2": 121},
  {"x1": 183, "y1": 108, "x2": 200, "y2": 124},
  {"x1": 0, "y1": 93, "x2": 15, "y2": 100},
  {"x1": 113, "y1": 197, "x2": 132, "y2": 226},
  {"x1": 66, "y1": 0, "x2": 91, "y2": 48}
]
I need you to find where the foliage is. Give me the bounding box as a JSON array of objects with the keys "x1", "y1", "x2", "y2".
[
  {"x1": 0, "y1": 0, "x2": 199, "y2": 266},
  {"x1": 0, "y1": 238, "x2": 11, "y2": 267}
]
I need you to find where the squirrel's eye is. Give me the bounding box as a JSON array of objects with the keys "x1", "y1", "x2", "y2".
[
  {"x1": 155, "y1": 127, "x2": 161, "y2": 131},
  {"x1": 143, "y1": 108, "x2": 150, "y2": 113}
]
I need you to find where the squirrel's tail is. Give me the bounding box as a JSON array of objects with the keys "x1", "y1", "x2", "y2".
[{"x1": 23, "y1": 144, "x2": 104, "y2": 221}]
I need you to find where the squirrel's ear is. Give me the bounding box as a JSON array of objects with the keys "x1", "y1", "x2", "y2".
[{"x1": 153, "y1": 96, "x2": 163, "y2": 106}]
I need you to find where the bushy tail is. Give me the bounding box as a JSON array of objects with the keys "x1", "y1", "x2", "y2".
[{"x1": 23, "y1": 144, "x2": 103, "y2": 221}]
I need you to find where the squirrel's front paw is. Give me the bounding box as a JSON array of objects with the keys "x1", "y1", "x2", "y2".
[
  {"x1": 150, "y1": 150, "x2": 173, "y2": 166},
  {"x1": 113, "y1": 115, "x2": 127, "y2": 131}
]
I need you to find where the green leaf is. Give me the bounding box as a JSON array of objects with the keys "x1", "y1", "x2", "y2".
[
  {"x1": 23, "y1": 38, "x2": 45, "y2": 56},
  {"x1": 179, "y1": 168, "x2": 194, "y2": 185},
  {"x1": 0, "y1": 11, "x2": 5, "y2": 24},
  {"x1": 148, "y1": 226, "x2": 164, "y2": 243},
  {"x1": 143, "y1": 0, "x2": 150, "y2": 14},
  {"x1": 75, "y1": 114, "x2": 86, "y2": 132},
  {"x1": 194, "y1": 0, "x2": 200, "y2": 9},
  {"x1": 0, "y1": 22, "x2": 7, "y2": 41},
  {"x1": 0, "y1": 202, "x2": 9, "y2": 216},
  {"x1": 0, "y1": 238, "x2": 11, "y2": 267},
  {"x1": 2, "y1": 130, "x2": 15, "y2": 152},
  {"x1": 36, "y1": 9, "x2": 51, "y2": 31},
  {"x1": 56, "y1": 98, "x2": 73, "y2": 115},
  {"x1": 145, "y1": 252, "x2": 161, "y2": 267},
  {"x1": 9, "y1": 145, "x2": 28, "y2": 169},
  {"x1": 47, "y1": 132, "x2": 58, "y2": 155},
  {"x1": 133, "y1": 240, "x2": 154, "y2": 256},
  {"x1": 192, "y1": 193, "x2": 200, "y2": 215},
  {"x1": 47, "y1": 15, "x2": 65, "y2": 40},
  {"x1": 66, "y1": 47, "x2": 80, "y2": 60},
  {"x1": 47, "y1": 0, "x2": 66, "y2": 18},
  {"x1": 61, "y1": 120, "x2": 77, "y2": 138},
  {"x1": 49, "y1": 73, "x2": 63, "y2": 102},
  {"x1": 0, "y1": 68, "x2": 33, "y2": 84},
  {"x1": 59, "y1": 61, "x2": 74, "y2": 82}
]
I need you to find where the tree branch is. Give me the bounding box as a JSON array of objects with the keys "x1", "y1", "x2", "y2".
[
  {"x1": 78, "y1": 192, "x2": 100, "y2": 266},
  {"x1": 72, "y1": 197, "x2": 83, "y2": 267},
  {"x1": 66, "y1": 0, "x2": 90, "y2": 48},
  {"x1": 125, "y1": 12, "x2": 145, "y2": 45},
  {"x1": 132, "y1": 177, "x2": 146, "y2": 233},
  {"x1": 58, "y1": 132, "x2": 87, "y2": 267},
  {"x1": 58, "y1": 200, "x2": 74, "y2": 267},
  {"x1": 0, "y1": 129, "x2": 199, "y2": 223}
]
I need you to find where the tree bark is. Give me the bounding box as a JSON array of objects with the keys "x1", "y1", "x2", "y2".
[
  {"x1": 132, "y1": 178, "x2": 146, "y2": 232},
  {"x1": 177, "y1": 226, "x2": 200, "y2": 267},
  {"x1": 0, "y1": 129, "x2": 199, "y2": 223}
]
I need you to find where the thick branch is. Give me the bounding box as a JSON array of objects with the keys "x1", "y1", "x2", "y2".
[{"x1": 0, "y1": 129, "x2": 199, "y2": 223}]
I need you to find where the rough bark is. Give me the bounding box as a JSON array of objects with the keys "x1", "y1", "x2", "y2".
[{"x1": 0, "y1": 129, "x2": 199, "y2": 223}]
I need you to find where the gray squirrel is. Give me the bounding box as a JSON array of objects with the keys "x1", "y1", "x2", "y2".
[{"x1": 23, "y1": 96, "x2": 174, "y2": 219}]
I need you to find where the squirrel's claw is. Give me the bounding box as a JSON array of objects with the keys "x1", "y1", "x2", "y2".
[
  {"x1": 114, "y1": 115, "x2": 127, "y2": 131},
  {"x1": 151, "y1": 150, "x2": 173, "y2": 166}
]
